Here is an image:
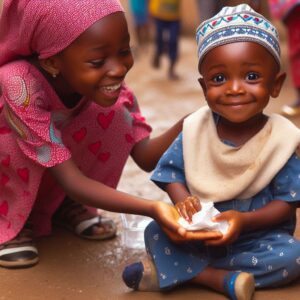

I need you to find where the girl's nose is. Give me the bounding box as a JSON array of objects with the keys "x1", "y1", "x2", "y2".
[{"x1": 107, "y1": 59, "x2": 128, "y2": 77}]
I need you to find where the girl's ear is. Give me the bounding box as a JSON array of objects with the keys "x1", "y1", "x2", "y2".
[
  {"x1": 271, "y1": 71, "x2": 286, "y2": 98},
  {"x1": 39, "y1": 56, "x2": 60, "y2": 77},
  {"x1": 198, "y1": 77, "x2": 207, "y2": 97}
]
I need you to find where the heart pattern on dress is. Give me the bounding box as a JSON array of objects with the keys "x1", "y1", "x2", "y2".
[
  {"x1": 17, "y1": 168, "x2": 29, "y2": 183},
  {"x1": 72, "y1": 127, "x2": 87, "y2": 143},
  {"x1": 0, "y1": 127, "x2": 12, "y2": 134},
  {"x1": 88, "y1": 141, "x2": 102, "y2": 155},
  {"x1": 0, "y1": 201, "x2": 8, "y2": 216},
  {"x1": 1, "y1": 155, "x2": 10, "y2": 167},
  {"x1": 97, "y1": 111, "x2": 115, "y2": 130},
  {"x1": 0, "y1": 173, "x2": 9, "y2": 186},
  {"x1": 98, "y1": 152, "x2": 110, "y2": 162}
]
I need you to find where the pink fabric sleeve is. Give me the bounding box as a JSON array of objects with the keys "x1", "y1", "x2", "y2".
[
  {"x1": 120, "y1": 84, "x2": 152, "y2": 144},
  {"x1": 2, "y1": 75, "x2": 71, "y2": 167}
]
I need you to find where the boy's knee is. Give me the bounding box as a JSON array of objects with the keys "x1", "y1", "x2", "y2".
[{"x1": 285, "y1": 240, "x2": 300, "y2": 269}]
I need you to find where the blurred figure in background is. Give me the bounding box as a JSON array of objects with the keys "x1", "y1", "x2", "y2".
[
  {"x1": 269, "y1": 0, "x2": 300, "y2": 117},
  {"x1": 128, "y1": 0, "x2": 150, "y2": 53},
  {"x1": 195, "y1": 1, "x2": 264, "y2": 24},
  {"x1": 195, "y1": 0, "x2": 228, "y2": 22},
  {"x1": 149, "y1": 0, "x2": 181, "y2": 80}
]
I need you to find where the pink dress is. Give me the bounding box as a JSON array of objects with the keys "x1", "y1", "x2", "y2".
[{"x1": 0, "y1": 60, "x2": 151, "y2": 244}]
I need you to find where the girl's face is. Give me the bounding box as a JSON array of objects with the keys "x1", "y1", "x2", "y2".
[
  {"x1": 198, "y1": 42, "x2": 285, "y2": 124},
  {"x1": 53, "y1": 12, "x2": 133, "y2": 107}
]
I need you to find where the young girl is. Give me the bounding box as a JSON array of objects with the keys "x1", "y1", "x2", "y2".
[
  {"x1": 0, "y1": 0, "x2": 219, "y2": 269},
  {"x1": 123, "y1": 4, "x2": 300, "y2": 300}
]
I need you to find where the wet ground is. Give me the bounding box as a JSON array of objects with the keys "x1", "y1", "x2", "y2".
[{"x1": 2, "y1": 31, "x2": 300, "y2": 299}]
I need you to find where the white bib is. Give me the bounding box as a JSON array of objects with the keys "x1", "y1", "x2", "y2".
[{"x1": 183, "y1": 106, "x2": 300, "y2": 202}]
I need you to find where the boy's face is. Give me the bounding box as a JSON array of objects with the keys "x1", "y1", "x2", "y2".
[
  {"x1": 52, "y1": 12, "x2": 133, "y2": 107},
  {"x1": 198, "y1": 42, "x2": 285, "y2": 124}
]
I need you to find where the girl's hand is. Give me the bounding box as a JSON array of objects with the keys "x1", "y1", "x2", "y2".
[
  {"x1": 175, "y1": 196, "x2": 201, "y2": 222},
  {"x1": 205, "y1": 210, "x2": 244, "y2": 246},
  {"x1": 152, "y1": 201, "x2": 222, "y2": 243}
]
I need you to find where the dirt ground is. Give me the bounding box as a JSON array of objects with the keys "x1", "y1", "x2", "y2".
[{"x1": 2, "y1": 21, "x2": 300, "y2": 300}]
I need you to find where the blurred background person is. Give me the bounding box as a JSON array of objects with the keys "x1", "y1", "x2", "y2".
[
  {"x1": 128, "y1": 0, "x2": 150, "y2": 54},
  {"x1": 269, "y1": 0, "x2": 300, "y2": 117},
  {"x1": 195, "y1": 1, "x2": 262, "y2": 23},
  {"x1": 195, "y1": 0, "x2": 228, "y2": 22},
  {"x1": 149, "y1": 0, "x2": 181, "y2": 80}
]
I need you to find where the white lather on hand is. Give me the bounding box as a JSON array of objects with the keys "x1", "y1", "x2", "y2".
[{"x1": 178, "y1": 202, "x2": 229, "y2": 235}]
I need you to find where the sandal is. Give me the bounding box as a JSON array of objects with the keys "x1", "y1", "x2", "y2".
[
  {"x1": 53, "y1": 197, "x2": 117, "y2": 240},
  {"x1": 224, "y1": 271, "x2": 255, "y2": 300},
  {"x1": 0, "y1": 228, "x2": 39, "y2": 268}
]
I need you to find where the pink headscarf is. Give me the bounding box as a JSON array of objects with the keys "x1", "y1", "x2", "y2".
[{"x1": 0, "y1": 0, "x2": 124, "y2": 67}]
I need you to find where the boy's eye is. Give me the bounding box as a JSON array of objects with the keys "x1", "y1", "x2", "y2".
[
  {"x1": 212, "y1": 74, "x2": 225, "y2": 83},
  {"x1": 246, "y1": 72, "x2": 259, "y2": 81}
]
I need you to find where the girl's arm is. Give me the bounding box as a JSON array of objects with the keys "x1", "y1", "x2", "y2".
[
  {"x1": 206, "y1": 199, "x2": 297, "y2": 246},
  {"x1": 131, "y1": 116, "x2": 186, "y2": 172},
  {"x1": 50, "y1": 158, "x2": 221, "y2": 241}
]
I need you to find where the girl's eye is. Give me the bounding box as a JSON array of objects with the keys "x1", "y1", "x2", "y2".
[
  {"x1": 89, "y1": 59, "x2": 105, "y2": 68},
  {"x1": 246, "y1": 72, "x2": 259, "y2": 81},
  {"x1": 212, "y1": 74, "x2": 225, "y2": 83},
  {"x1": 120, "y1": 47, "x2": 132, "y2": 56}
]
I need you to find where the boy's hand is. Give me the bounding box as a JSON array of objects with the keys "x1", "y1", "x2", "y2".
[
  {"x1": 152, "y1": 201, "x2": 222, "y2": 243},
  {"x1": 205, "y1": 210, "x2": 244, "y2": 246},
  {"x1": 162, "y1": 226, "x2": 223, "y2": 243},
  {"x1": 175, "y1": 196, "x2": 201, "y2": 222}
]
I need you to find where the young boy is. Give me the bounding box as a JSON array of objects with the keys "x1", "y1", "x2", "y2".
[{"x1": 122, "y1": 4, "x2": 300, "y2": 300}]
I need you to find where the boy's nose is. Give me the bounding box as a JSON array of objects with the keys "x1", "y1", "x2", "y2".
[{"x1": 226, "y1": 79, "x2": 245, "y2": 95}]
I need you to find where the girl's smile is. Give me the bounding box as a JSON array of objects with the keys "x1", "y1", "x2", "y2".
[
  {"x1": 99, "y1": 82, "x2": 122, "y2": 99},
  {"x1": 41, "y1": 12, "x2": 134, "y2": 108}
]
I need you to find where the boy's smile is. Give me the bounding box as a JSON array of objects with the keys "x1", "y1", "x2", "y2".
[{"x1": 199, "y1": 42, "x2": 284, "y2": 127}]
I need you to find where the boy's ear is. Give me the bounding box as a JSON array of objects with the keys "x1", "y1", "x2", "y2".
[
  {"x1": 39, "y1": 56, "x2": 60, "y2": 77},
  {"x1": 198, "y1": 77, "x2": 207, "y2": 97},
  {"x1": 271, "y1": 71, "x2": 286, "y2": 98}
]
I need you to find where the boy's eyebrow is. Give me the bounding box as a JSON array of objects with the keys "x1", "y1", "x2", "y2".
[
  {"x1": 241, "y1": 62, "x2": 261, "y2": 66},
  {"x1": 206, "y1": 64, "x2": 225, "y2": 71},
  {"x1": 207, "y1": 61, "x2": 261, "y2": 71}
]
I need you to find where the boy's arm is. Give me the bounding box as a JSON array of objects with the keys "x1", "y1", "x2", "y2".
[
  {"x1": 206, "y1": 199, "x2": 298, "y2": 246},
  {"x1": 166, "y1": 182, "x2": 201, "y2": 222},
  {"x1": 238, "y1": 199, "x2": 297, "y2": 232},
  {"x1": 131, "y1": 116, "x2": 186, "y2": 172}
]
